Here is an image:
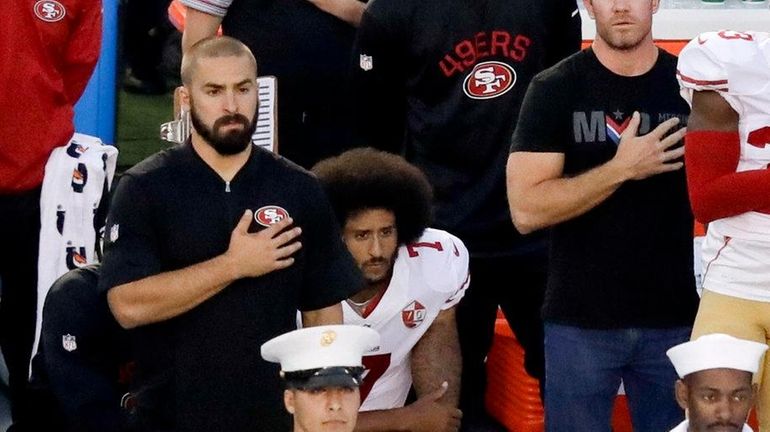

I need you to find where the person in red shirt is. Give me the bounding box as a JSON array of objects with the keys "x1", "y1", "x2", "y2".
[{"x1": 0, "y1": 1, "x2": 101, "y2": 428}]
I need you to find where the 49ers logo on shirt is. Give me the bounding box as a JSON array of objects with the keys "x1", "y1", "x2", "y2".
[
  {"x1": 34, "y1": 0, "x2": 66, "y2": 22},
  {"x1": 254, "y1": 205, "x2": 289, "y2": 227},
  {"x1": 402, "y1": 300, "x2": 426, "y2": 328},
  {"x1": 463, "y1": 61, "x2": 516, "y2": 100}
]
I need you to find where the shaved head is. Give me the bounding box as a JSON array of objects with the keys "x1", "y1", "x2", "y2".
[{"x1": 181, "y1": 36, "x2": 257, "y2": 86}]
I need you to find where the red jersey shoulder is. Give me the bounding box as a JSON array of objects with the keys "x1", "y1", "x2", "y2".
[
  {"x1": 33, "y1": 0, "x2": 67, "y2": 22},
  {"x1": 30, "y1": 0, "x2": 98, "y2": 47},
  {"x1": 32, "y1": 0, "x2": 92, "y2": 23}
]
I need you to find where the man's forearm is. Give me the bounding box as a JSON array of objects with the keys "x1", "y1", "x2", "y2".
[
  {"x1": 306, "y1": 0, "x2": 365, "y2": 26},
  {"x1": 507, "y1": 153, "x2": 628, "y2": 234},
  {"x1": 301, "y1": 303, "x2": 343, "y2": 326},
  {"x1": 683, "y1": 90, "x2": 769, "y2": 222},
  {"x1": 411, "y1": 309, "x2": 461, "y2": 405},
  {"x1": 107, "y1": 254, "x2": 238, "y2": 329},
  {"x1": 354, "y1": 407, "x2": 411, "y2": 432},
  {"x1": 686, "y1": 131, "x2": 770, "y2": 222},
  {"x1": 182, "y1": 8, "x2": 224, "y2": 53}
]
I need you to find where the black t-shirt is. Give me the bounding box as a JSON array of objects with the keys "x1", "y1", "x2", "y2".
[
  {"x1": 349, "y1": 0, "x2": 581, "y2": 256},
  {"x1": 511, "y1": 48, "x2": 699, "y2": 329},
  {"x1": 223, "y1": 0, "x2": 358, "y2": 168},
  {"x1": 99, "y1": 143, "x2": 363, "y2": 431}
]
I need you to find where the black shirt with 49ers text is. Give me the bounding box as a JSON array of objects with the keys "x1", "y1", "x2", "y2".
[
  {"x1": 349, "y1": 0, "x2": 581, "y2": 256},
  {"x1": 99, "y1": 142, "x2": 362, "y2": 432}
]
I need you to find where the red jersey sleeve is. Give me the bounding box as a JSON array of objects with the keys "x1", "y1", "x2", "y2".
[{"x1": 685, "y1": 130, "x2": 770, "y2": 223}]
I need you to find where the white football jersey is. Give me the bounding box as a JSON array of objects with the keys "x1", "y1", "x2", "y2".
[
  {"x1": 346, "y1": 228, "x2": 469, "y2": 411},
  {"x1": 677, "y1": 30, "x2": 770, "y2": 241}
]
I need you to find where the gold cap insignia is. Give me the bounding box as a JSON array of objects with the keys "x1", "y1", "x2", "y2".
[{"x1": 320, "y1": 330, "x2": 337, "y2": 347}]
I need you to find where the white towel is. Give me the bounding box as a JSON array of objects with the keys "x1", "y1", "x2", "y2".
[{"x1": 32, "y1": 133, "x2": 118, "y2": 373}]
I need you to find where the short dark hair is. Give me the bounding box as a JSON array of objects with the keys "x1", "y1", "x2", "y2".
[
  {"x1": 312, "y1": 148, "x2": 433, "y2": 245},
  {"x1": 180, "y1": 36, "x2": 257, "y2": 85}
]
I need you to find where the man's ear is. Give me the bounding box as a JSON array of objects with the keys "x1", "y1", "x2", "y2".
[
  {"x1": 284, "y1": 389, "x2": 296, "y2": 414},
  {"x1": 583, "y1": 0, "x2": 595, "y2": 19},
  {"x1": 651, "y1": 0, "x2": 661, "y2": 14},
  {"x1": 675, "y1": 379, "x2": 689, "y2": 411},
  {"x1": 177, "y1": 86, "x2": 190, "y2": 113}
]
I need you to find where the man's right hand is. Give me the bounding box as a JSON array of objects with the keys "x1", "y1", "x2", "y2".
[
  {"x1": 402, "y1": 382, "x2": 462, "y2": 432},
  {"x1": 224, "y1": 210, "x2": 303, "y2": 279},
  {"x1": 612, "y1": 112, "x2": 687, "y2": 181}
]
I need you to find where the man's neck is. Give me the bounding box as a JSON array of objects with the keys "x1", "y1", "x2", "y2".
[
  {"x1": 592, "y1": 37, "x2": 659, "y2": 77},
  {"x1": 190, "y1": 133, "x2": 251, "y2": 182},
  {"x1": 349, "y1": 280, "x2": 388, "y2": 305}
]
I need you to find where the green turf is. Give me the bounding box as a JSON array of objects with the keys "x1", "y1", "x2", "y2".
[{"x1": 115, "y1": 89, "x2": 176, "y2": 172}]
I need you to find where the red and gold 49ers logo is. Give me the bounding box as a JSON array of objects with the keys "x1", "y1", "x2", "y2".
[
  {"x1": 463, "y1": 61, "x2": 516, "y2": 100},
  {"x1": 254, "y1": 205, "x2": 290, "y2": 227}
]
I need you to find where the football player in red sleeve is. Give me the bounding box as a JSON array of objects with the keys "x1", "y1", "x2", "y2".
[{"x1": 678, "y1": 30, "x2": 770, "y2": 430}]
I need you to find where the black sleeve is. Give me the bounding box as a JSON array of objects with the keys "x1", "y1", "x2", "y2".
[
  {"x1": 298, "y1": 177, "x2": 363, "y2": 311},
  {"x1": 348, "y1": 0, "x2": 408, "y2": 153},
  {"x1": 98, "y1": 174, "x2": 163, "y2": 294},
  {"x1": 544, "y1": 0, "x2": 582, "y2": 68},
  {"x1": 510, "y1": 69, "x2": 573, "y2": 154}
]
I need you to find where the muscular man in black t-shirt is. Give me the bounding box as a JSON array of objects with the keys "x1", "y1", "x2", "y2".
[
  {"x1": 99, "y1": 37, "x2": 362, "y2": 432},
  {"x1": 508, "y1": 1, "x2": 697, "y2": 430}
]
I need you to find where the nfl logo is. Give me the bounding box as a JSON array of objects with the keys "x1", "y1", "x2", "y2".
[
  {"x1": 110, "y1": 224, "x2": 119, "y2": 242},
  {"x1": 401, "y1": 300, "x2": 426, "y2": 328},
  {"x1": 62, "y1": 334, "x2": 77, "y2": 352},
  {"x1": 359, "y1": 54, "x2": 373, "y2": 71}
]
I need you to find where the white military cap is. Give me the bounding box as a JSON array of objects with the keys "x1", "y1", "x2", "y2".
[
  {"x1": 667, "y1": 333, "x2": 768, "y2": 378},
  {"x1": 261, "y1": 325, "x2": 380, "y2": 389}
]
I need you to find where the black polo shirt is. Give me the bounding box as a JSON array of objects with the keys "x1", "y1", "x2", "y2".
[{"x1": 99, "y1": 142, "x2": 363, "y2": 431}]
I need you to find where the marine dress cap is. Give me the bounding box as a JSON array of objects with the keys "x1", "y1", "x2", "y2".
[{"x1": 261, "y1": 325, "x2": 380, "y2": 389}]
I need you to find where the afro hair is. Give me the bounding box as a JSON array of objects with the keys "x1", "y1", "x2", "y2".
[{"x1": 312, "y1": 148, "x2": 433, "y2": 245}]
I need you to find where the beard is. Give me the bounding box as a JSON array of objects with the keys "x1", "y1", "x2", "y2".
[
  {"x1": 598, "y1": 24, "x2": 650, "y2": 52},
  {"x1": 189, "y1": 104, "x2": 258, "y2": 156},
  {"x1": 703, "y1": 421, "x2": 742, "y2": 432},
  {"x1": 360, "y1": 254, "x2": 397, "y2": 286},
  {"x1": 362, "y1": 258, "x2": 390, "y2": 283}
]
